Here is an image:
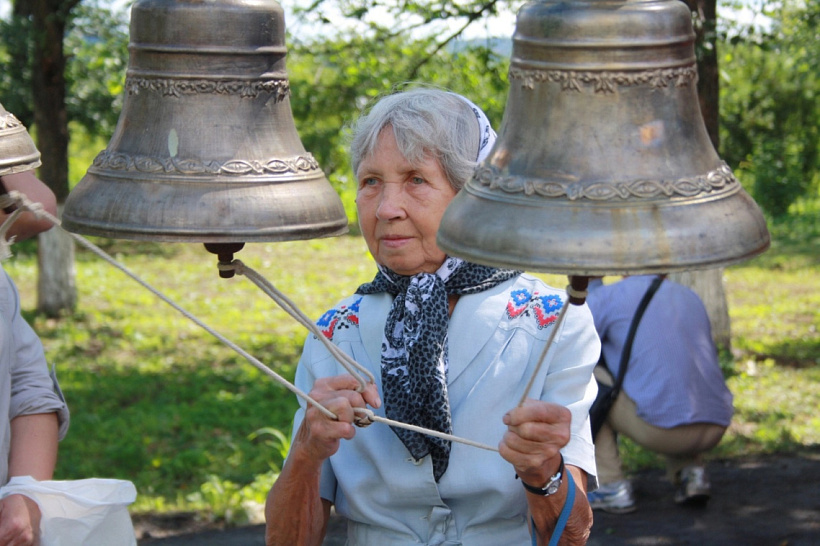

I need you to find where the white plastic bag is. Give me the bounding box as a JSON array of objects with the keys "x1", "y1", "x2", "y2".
[{"x1": 0, "y1": 476, "x2": 137, "y2": 546}]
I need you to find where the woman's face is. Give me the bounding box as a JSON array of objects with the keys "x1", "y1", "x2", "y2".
[{"x1": 356, "y1": 127, "x2": 457, "y2": 276}]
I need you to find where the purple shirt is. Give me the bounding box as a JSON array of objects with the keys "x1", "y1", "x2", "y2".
[{"x1": 586, "y1": 276, "x2": 733, "y2": 428}]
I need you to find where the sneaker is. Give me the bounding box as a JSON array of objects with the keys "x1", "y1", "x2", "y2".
[
  {"x1": 674, "y1": 466, "x2": 711, "y2": 506},
  {"x1": 587, "y1": 480, "x2": 637, "y2": 514}
]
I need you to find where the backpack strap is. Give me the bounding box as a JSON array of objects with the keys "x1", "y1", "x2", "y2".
[{"x1": 608, "y1": 275, "x2": 665, "y2": 396}]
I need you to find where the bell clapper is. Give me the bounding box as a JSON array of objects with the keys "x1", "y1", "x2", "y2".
[
  {"x1": 203, "y1": 242, "x2": 245, "y2": 279},
  {"x1": 567, "y1": 275, "x2": 590, "y2": 306}
]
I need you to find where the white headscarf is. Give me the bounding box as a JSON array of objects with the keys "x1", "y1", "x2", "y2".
[{"x1": 448, "y1": 93, "x2": 497, "y2": 162}]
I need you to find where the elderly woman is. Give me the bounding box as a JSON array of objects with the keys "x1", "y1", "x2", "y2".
[{"x1": 265, "y1": 88, "x2": 600, "y2": 545}]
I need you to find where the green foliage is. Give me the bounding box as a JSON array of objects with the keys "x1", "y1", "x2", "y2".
[
  {"x1": 0, "y1": 0, "x2": 128, "y2": 137},
  {"x1": 723, "y1": 202, "x2": 820, "y2": 368},
  {"x1": 0, "y1": 9, "x2": 34, "y2": 122},
  {"x1": 68, "y1": 122, "x2": 109, "y2": 187},
  {"x1": 185, "y1": 471, "x2": 278, "y2": 525},
  {"x1": 64, "y1": 1, "x2": 129, "y2": 137},
  {"x1": 716, "y1": 359, "x2": 820, "y2": 455},
  {"x1": 719, "y1": 0, "x2": 820, "y2": 216},
  {"x1": 290, "y1": 0, "x2": 521, "y2": 41}
]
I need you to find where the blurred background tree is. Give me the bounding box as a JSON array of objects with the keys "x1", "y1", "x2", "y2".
[
  {"x1": 719, "y1": 0, "x2": 820, "y2": 218},
  {"x1": 0, "y1": 0, "x2": 129, "y2": 315}
]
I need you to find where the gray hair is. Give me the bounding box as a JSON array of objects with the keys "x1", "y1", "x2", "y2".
[{"x1": 349, "y1": 88, "x2": 481, "y2": 191}]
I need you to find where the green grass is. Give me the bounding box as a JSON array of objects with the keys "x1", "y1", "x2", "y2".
[
  {"x1": 4, "y1": 201, "x2": 819, "y2": 523},
  {"x1": 8, "y1": 236, "x2": 375, "y2": 522}
]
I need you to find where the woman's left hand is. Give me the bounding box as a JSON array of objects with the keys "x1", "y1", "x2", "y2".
[{"x1": 498, "y1": 399, "x2": 572, "y2": 487}]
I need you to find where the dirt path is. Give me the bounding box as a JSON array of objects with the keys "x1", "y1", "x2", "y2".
[{"x1": 137, "y1": 449, "x2": 820, "y2": 545}]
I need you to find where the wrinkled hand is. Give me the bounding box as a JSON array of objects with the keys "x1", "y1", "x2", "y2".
[
  {"x1": 296, "y1": 375, "x2": 382, "y2": 462},
  {"x1": 498, "y1": 399, "x2": 572, "y2": 487},
  {"x1": 0, "y1": 493, "x2": 41, "y2": 546}
]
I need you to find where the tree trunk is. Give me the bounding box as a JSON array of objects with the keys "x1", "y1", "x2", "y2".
[
  {"x1": 29, "y1": 0, "x2": 80, "y2": 314},
  {"x1": 37, "y1": 205, "x2": 76, "y2": 315},
  {"x1": 668, "y1": 268, "x2": 731, "y2": 353},
  {"x1": 683, "y1": 0, "x2": 720, "y2": 150},
  {"x1": 675, "y1": 0, "x2": 730, "y2": 354}
]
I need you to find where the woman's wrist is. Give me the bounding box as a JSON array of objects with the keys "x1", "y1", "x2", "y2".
[{"x1": 518, "y1": 453, "x2": 565, "y2": 495}]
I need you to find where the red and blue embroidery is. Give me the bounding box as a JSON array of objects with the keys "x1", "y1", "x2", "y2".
[
  {"x1": 317, "y1": 298, "x2": 362, "y2": 339},
  {"x1": 506, "y1": 289, "x2": 563, "y2": 328}
]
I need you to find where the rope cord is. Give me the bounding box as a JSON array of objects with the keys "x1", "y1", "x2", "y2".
[
  {"x1": 516, "y1": 299, "x2": 569, "y2": 408},
  {"x1": 226, "y1": 260, "x2": 495, "y2": 451},
  {"x1": 1, "y1": 192, "x2": 336, "y2": 417},
  {"x1": 352, "y1": 408, "x2": 497, "y2": 451},
  {"x1": 0, "y1": 192, "x2": 29, "y2": 260},
  {"x1": 2, "y1": 191, "x2": 498, "y2": 451},
  {"x1": 515, "y1": 282, "x2": 588, "y2": 408},
  {"x1": 0, "y1": 209, "x2": 22, "y2": 260},
  {"x1": 225, "y1": 260, "x2": 375, "y2": 389}
]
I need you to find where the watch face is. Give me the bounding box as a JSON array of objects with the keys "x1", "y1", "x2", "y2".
[{"x1": 546, "y1": 479, "x2": 561, "y2": 495}]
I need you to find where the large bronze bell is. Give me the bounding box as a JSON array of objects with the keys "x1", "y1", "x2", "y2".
[
  {"x1": 0, "y1": 102, "x2": 41, "y2": 176},
  {"x1": 438, "y1": 0, "x2": 770, "y2": 275},
  {"x1": 62, "y1": 0, "x2": 347, "y2": 255}
]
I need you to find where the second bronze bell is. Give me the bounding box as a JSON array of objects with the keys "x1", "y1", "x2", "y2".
[
  {"x1": 438, "y1": 0, "x2": 770, "y2": 275},
  {"x1": 62, "y1": 0, "x2": 348, "y2": 244}
]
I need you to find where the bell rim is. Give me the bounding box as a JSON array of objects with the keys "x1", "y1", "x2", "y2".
[
  {"x1": 437, "y1": 180, "x2": 772, "y2": 275},
  {"x1": 59, "y1": 218, "x2": 349, "y2": 244},
  {"x1": 436, "y1": 235, "x2": 772, "y2": 276}
]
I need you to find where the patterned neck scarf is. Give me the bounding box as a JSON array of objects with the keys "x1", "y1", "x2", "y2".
[{"x1": 356, "y1": 257, "x2": 520, "y2": 481}]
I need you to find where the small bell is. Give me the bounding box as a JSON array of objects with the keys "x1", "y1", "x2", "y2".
[{"x1": 0, "y1": 102, "x2": 41, "y2": 176}]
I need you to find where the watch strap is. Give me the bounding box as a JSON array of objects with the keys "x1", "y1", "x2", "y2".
[{"x1": 518, "y1": 454, "x2": 565, "y2": 496}]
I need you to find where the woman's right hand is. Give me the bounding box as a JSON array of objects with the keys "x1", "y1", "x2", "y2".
[
  {"x1": 267, "y1": 374, "x2": 378, "y2": 545},
  {"x1": 295, "y1": 375, "x2": 382, "y2": 462},
  {"x1": 0, "y1": 494, "x2": 41, "y2": 546}
]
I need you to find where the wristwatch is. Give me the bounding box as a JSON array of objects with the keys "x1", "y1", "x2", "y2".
[{"x1": 518, "y1": 454, "x2": 564, "y2": 496}]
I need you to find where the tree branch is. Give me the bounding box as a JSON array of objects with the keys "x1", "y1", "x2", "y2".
[{"x1": 407, "y1": 0, "x2": 501, "y2": 80}]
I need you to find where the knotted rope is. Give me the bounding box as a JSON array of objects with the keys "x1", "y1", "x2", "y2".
[
  {"x1": 0, "y1": 191, "x2": 505, "y2": 452},
  {"x1": 2, "y1": 191, "x2": 590, "y2": 453}
]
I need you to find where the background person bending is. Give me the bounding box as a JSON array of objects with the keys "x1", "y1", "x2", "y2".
[
  {"x1": 264, "y1": 88, "x2": 600, "y2": 545},
  {"x1": 585, "y1": 275, "x2": 733, "y2": 513}
]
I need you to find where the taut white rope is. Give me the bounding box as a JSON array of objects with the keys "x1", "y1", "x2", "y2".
[
  {"x1": 1, "y1": 190, "x2": 498, "y2": 452},
  {"x1": 226, "y1": 260, "x2": 497, "y2": 452},
  {"x1": 0, "y1": 191, "x2": 338, "y2": 419},
  {"x1": 226, "y1": 260, "x2": 375, "y2": 390},
  {"x1": 353, "y1": 408, "x2": 497, "y2": 452}
]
